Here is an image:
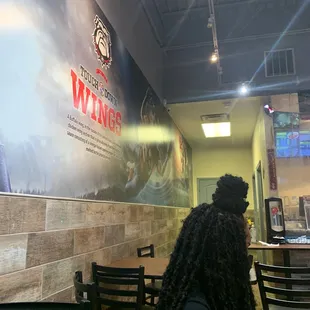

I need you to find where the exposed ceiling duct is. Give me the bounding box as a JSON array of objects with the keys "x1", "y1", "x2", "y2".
[{"x1": 207, "y1": 0, "x2": 222, "y2": 85}]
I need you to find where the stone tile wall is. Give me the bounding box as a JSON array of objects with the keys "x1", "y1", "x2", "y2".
[{"x1": 0, "y1": 195, "x2": 190, "y2": 303}]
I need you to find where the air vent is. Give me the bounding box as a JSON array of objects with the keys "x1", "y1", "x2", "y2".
[{"x1": 200, "y1": 113, "x2": 229, "y2": 123}]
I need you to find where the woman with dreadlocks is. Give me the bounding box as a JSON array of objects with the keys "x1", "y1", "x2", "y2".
[{"x1": 156, "y1": 174, "x2": 256, "y2": 310}]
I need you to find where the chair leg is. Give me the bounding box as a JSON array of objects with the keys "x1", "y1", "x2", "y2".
[
  {"x1": 150, "y1": 295, "x2": 155, "y2": 306},
  {"x1": 144, "y1": 294, "x2": 157, "y2": 307}
]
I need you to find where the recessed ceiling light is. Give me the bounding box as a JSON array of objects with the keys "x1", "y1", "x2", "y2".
[{"x1": 201, "y1": 122, "x2": 231, "y2": 138}]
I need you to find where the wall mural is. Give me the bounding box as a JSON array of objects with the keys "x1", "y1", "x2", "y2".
[{"x1": 0, "y1": 0, "x2": 192, "y2": 208}]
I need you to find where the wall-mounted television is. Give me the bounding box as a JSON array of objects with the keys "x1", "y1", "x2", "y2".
[
  {"x1": 273, "y1": 112, "x2": 300, "y2": 129},
  {"x1": 275, "y1": 130, "x2": 310, "y2": 158},
  {"x1": 298, "y1": 91, "x2": 310, "y2": 115}
]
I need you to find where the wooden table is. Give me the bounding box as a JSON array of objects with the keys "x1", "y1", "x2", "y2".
[
  {"x1": 249, "y1": 244, "x2": 310, "y2": 290},
  {"x1": 249, "y1": 244, "x2": 310, "y2": 250},
  {"x1": 107, "y1": 257, "x2": 169, "y2": 279},
  {"x1": 249, "y1": 244, "x2": 310, "y2": 267}
]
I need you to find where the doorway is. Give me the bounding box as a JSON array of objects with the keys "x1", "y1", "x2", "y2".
[
  {"x1": 252, "y1": 174, "x2": 260, "y2": 238},
  {"x1": 254, "y1": 162, "x2": 267, "y2": 263},
  {"x1": 197, "y1": 178, "x2": 219, "y2": 205}
]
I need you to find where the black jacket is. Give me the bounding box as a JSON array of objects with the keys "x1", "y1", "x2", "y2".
[{"x1": 184, "y1": 292, "x2": 211, "y2": 310}]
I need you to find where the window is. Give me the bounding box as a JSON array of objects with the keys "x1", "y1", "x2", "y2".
[{"x1": 265, "y1": 49, "x2": 295, "y2": 77}]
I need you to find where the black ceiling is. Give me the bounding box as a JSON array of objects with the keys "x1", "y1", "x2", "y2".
[
  {"x1": 141, "y1": 0, "x2": 310, "y2": 102},
  {"x1": 144, "y1": 0, "x2": 307, "y2": 50}
]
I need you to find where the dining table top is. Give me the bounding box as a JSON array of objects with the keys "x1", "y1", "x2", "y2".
[
  {"x1": 249, "y1": 243, "x2": 310, "y2": 250},
  {"x1": 107, "y1": 257, "x2": 169, "y2": 278}
]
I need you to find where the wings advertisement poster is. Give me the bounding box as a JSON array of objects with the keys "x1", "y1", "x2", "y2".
[{"x1": 0, "y1": 0, "x2": 192, "y2": 208}]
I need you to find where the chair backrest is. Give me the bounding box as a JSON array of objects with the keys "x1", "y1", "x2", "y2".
[
  {"x1": 137, "y1": 244, "x2": 155, "y2": 258},
  {"x1": 74, "y1": 271, "x2": 85, "y2": 303},
  {"x1": 254, "y1": 261, "x2": 310, "y2": 309},
  {"x1": 0, "y1": 301, "x2": 91, "y2": 310},
  {"x1": 73, "y1": 271, "x2": 93, "y2": 304},
  {"x1": 92, "y1": 262, "x2": 145, "y2": 310}
]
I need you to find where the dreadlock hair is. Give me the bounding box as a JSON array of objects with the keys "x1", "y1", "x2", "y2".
[{"x1": 156, "y1": 174, "x2": 256, "y2": 310}]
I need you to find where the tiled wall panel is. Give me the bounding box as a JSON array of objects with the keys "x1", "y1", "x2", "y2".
[{"x1": 0, "y1": 195, "x2": 190, "y2": 302}]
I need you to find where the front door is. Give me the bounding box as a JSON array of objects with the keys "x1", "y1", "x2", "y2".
[{"x1": 198, "y1": 178, "x2": 219, "y2": 205}]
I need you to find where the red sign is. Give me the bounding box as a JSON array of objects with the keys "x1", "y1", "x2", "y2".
[
  {"x1": 287, "y1": 132, "x2": 299, "y2": 140},
  {"x1": 267, "y1": 149, "x2": 277, "y2": 191},
  {"x1": 271, "y1": 206, "x2": 279, "y2": 215},
  {"x1": 96, "y1": 68, "x2": 108, "y2": 83}
]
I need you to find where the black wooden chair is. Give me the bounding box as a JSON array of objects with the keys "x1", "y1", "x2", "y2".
[
  {"x1": 137, "y1": 244, "x2": 155, "y2": 258},
  {"x1": 255, "y1": 261, "x2": 310, "y2": 309},
  {"x1": 0, "y1": 301, "x2": 91, "y2": 310},
  {"x1": 91, "y1": 262, "x2": 145, "y2": 310},
  {"x1": 137, "y1": 245, "x2": 162, "y2": 306},
  {"x1": 73, "y1": 271, "x2": 94, "y2": 305}
]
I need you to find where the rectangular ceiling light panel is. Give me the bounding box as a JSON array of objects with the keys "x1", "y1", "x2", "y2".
[{"x1": 201, "y1": 121, "x2": 231, "y2": 138}]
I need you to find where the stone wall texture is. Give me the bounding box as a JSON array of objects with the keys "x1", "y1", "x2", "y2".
[{"x1": 0, "y1": 195, "x2": 190, "y2": 302}]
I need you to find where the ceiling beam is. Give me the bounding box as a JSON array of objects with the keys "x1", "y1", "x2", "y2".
[
  {"x1": 161, "y1": 5, "x2": 209, "y2": 15},
  {"x1": 140, "y1": 0, "x2": 165, "y2": 48},
  {"x1": 161, "y1": 0, "x2": 266, "y2": 15},
  {"x1": 153, "y1": 0, "x2": 165, "y2": 28},
  {"x1": 164, "y1": 28, "x2": 310, "y2": 52}
]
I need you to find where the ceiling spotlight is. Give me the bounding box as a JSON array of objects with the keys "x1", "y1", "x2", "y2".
[
  {"x1": 207, "y1": 16, "x2": 214, "y2": 28},
  {"x1": 238, "y1": 83, "x2": 249, "y2": 96},
  {"x1": 210, "y1": 53, "x2": 218, "y2": 63}
]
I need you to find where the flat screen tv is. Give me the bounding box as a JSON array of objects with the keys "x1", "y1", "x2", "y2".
[
  {"x1": 273, "y1": 112, "x2": 300, "y2": 129},
  {"x1": 275, "y1": 130, "x2": 310, "y2": 158}
]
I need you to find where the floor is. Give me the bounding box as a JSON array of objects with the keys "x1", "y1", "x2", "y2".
[{"x1": 252, "y1": 284, "x2": 263, "y2": 309}]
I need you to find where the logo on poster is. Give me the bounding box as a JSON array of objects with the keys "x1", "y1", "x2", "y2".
[{"x1": 92, "y1": 15, "x2": 112, "y2": 69}]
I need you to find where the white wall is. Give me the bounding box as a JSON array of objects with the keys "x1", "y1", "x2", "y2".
[
  {"x1": 96, "y1": 0, "x2": 164, "y2": 98},
  {"x1": 192, "y1": 147, "x2": 254, "y2": 209}
]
